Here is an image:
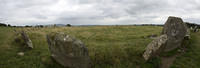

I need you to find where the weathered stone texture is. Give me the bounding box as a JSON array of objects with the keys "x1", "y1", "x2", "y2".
[
  {"x1": 162, "y1": 16, "x2": 188, "y2": 52},
  {"x1": 47, "y1": 32, "x2": 91, "y2": 68},
  {"x1": 143, "y1": 34, "x2": 168, "y2": 61}
]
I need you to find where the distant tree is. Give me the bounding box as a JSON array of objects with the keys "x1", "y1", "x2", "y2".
[
  {"x1": 0, "y1": 18, "x2": 8, "y2": 27},
  {"x1": 0, "y1": 23, "x2": 7, "y2": 27},
  {"x1": 7, "y1": 24, "x2": 11, "y2": 27},
  {"x1": 185, "y1": 22, "x2": 199, "y2": 28},
  {"x1": 66, "y1": 24, "x2": 71, "y2": 27},
  {"x1": 53, "y1": 24, "x2": 56, "y2": 27},
  {"x1": 35, "y1": 25, "x2": 43, "y2": 28},
  {"x1": 25, "y1": 25, "x2": 31, "y2": 27},
  {"x1": 39, "y1": 25, "x2": 44, "y2": 28}
]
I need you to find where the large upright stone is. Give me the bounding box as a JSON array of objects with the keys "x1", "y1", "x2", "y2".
[
  {"x1": 162, "y1": 16, "x2": 188, "y2": 52},
  {"x1": 143, "y1": 34, "x2": 168, "y2": 61},
  {"x1": 20, "y1": 31, "x2": 33, "y2": 49},
  {"x1": 47, "y1": 32, "x2": 91, "y2": 68}
]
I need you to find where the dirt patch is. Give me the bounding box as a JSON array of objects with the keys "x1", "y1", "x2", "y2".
[
  {"x1": 160, "y1": 55, "x2": 176, "y2": 68},
  {"x1": 160, "y1": 52, "x2": 183, "y2": 68},
  {"x1": 136, "y1": 65, "x2": 140, "y2": 68}
]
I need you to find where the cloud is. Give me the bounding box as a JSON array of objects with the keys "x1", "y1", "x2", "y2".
[{"x1": 0, "y1": 0, "x2": 200, "y2": 25}]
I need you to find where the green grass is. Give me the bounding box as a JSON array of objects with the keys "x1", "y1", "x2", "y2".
[
  {"x1": 0, "y1": 26, "x2": 199, "y2": 68},
  {"x1": 171, "y1": 31, "x2": 200, "y2": 68}
]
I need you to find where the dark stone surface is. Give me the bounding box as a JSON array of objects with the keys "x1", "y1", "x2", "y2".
[
  {"x1": 143, "y1": 34, "x2": 168, "y2": 61},
  {"x1": 162, "y1": 16, "x2": 188, "y2": 52},
  {"x1": 20, "y1": 31, "x2": 33, "y2": 49},
  {"x1": 47, "y1": 32, "x2": 91, "y2": 68}
]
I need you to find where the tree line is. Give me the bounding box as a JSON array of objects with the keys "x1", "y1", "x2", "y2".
[
  {"x1": 0, "y1": 23, "x2": 11, "y2": 27},
  {"x1": 0, "y1": 23, "x2": 72, "y2": 27}
]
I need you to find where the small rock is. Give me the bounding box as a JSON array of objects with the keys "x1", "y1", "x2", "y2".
[
  {"x1": 177, "y1": 49, "x2": 182, "y2": 52},
  {"x1": 147, "y1": 34, "x2": 158, "y2": 39},
  {"x1": 17, "y1": 52, "x2": 24, "y2": 56}
]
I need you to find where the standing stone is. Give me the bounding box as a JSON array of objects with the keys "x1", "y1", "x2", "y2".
[
  {"x1": 184, "y1": 28, "x2": 191, "y2": 40},
  {"x1": 20, "y1": 31, "x2": 33, "y2": 49},
  {"x1": 162, "y1": 16, "x2": 188, "y2": 52},
  {"x1": 47, "y1": 32, "x2": 91, "y2": 68},
  {"x1": 194, "y1": 26, "x2": 199, "y2": 32},
  {"x1": 143, "y1": 34, "x2": 168, "y2": 61}
]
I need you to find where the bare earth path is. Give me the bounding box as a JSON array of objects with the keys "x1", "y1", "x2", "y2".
[{"x1": 160, "y1": 52, "x2": 183, "y2": 68}]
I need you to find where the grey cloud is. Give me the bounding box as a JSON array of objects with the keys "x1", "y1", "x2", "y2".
[
  {"x1": 0, "y1": 0, "x2": 200, "y2": 25},
  {"x1": 184, "y1": 18, "x2": 200, "y2": 24}
]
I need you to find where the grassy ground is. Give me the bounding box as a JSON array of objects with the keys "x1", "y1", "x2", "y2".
[
  {"x1": 171, "y1": 31, "x2": 200, "y2": 68},
  {"x1": 0, "y1": 26, "x2": 199, "y2": 68}
]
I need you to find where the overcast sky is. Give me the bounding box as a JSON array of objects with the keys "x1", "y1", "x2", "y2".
[{"x1": 0, "y1": 0, "x2": 200, "y2": 26}]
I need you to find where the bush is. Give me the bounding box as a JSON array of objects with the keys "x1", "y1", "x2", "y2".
[
  {"x1": 7, "y1": 24, "x2": 11, "y2": 27},
  {"x1": 0, "y1": 23, "x2": 7, "y2": 27},
  {"x1": 66, "y1": 24, "x2": 71, "y2": 27}
]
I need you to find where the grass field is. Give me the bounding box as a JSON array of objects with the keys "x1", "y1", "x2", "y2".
[{"x1": 0, "y1": 26, "x2": 199, "y2": 68}]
